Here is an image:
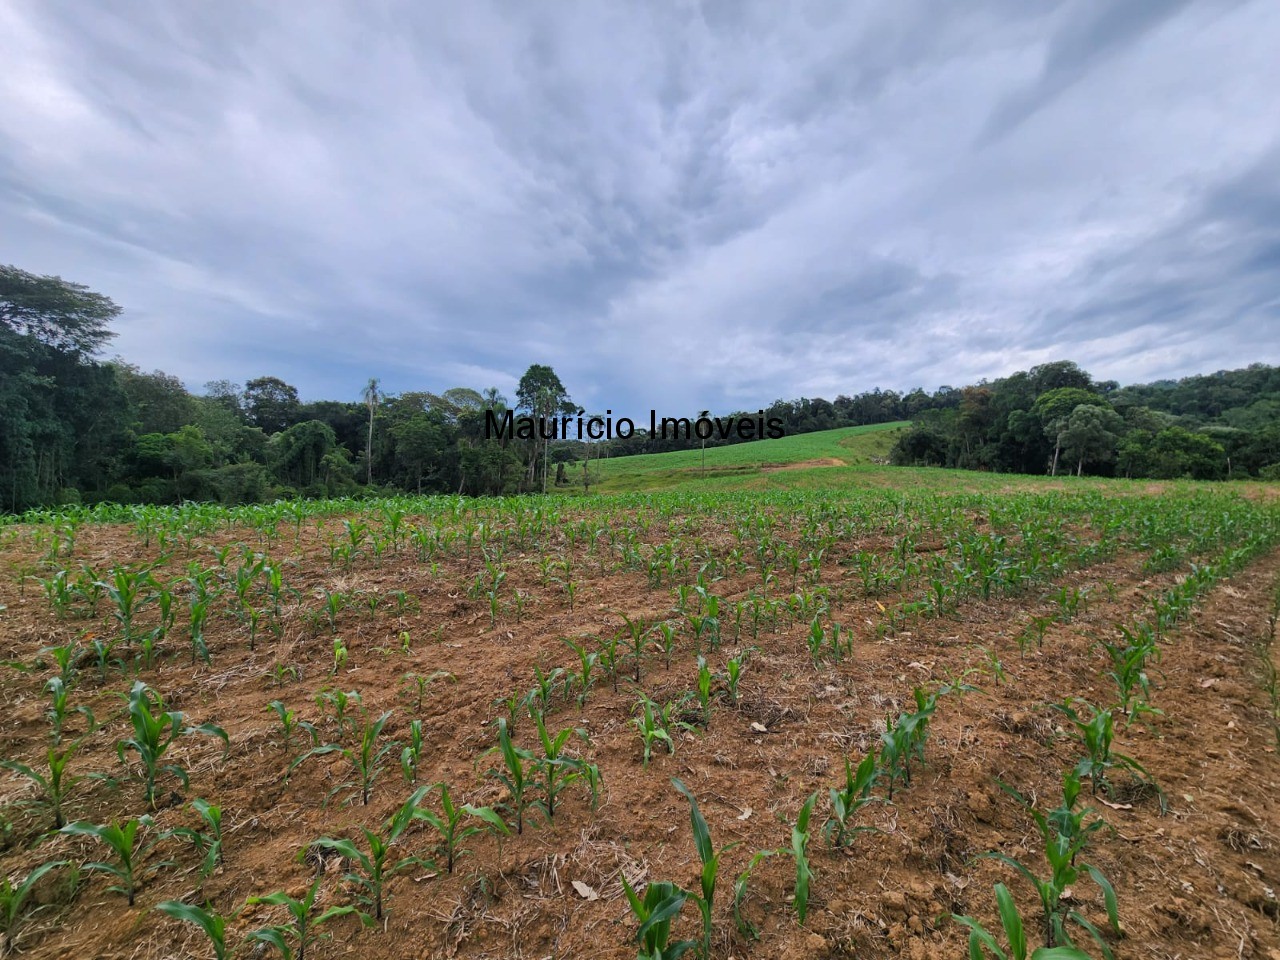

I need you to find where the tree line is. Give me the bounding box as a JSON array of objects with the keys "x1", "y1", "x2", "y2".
[
  {"x1": 1, "y1": 266, "x2": 583, "y2": 510},
  {"x1": 4, "y1": 264, "x2": 1277, "y2": 510},
  {"x1": 886, "y1": 360, "x2": 1280, "y2": 480}
]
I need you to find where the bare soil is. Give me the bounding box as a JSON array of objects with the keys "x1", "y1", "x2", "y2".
[{"x1": 0, "y1": 515, "x2": 1278, "y2": 960}]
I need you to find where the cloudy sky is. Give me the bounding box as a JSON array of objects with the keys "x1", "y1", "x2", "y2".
[{"x1": 2, "y1": 0, "x2": 1278, "y2": 416}]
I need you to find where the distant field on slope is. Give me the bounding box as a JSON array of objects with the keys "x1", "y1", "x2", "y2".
[{"x1": 569, "y1": 421, "x2": 910, "y2": 493}]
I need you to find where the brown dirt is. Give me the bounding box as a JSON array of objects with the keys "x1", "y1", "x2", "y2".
[
  {"x1": 0, "y1": 513, "x2": 1278, "y2": 960},
  {"x1": 759, "y1": 458, "x2": 846, "y2": 472}
]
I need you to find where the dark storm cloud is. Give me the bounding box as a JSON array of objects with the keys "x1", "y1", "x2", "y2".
[{"x1": 1, "y1": 0, "x2": 1277, "y2": 416}]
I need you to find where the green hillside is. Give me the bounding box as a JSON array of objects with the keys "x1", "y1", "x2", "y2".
[{"x1": 566, "y1": 421, "x2": 910, "y2": 493}]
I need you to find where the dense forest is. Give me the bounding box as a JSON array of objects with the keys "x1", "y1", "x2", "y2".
[{"x1": 3, "y1": 264, "x2": 1278, "y2": 511}]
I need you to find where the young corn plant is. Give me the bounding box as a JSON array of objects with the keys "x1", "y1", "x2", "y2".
[
  {"x1": 531, "y1": 709, "x2": 600, "y2": 820},
  {"x1": 1097, "y1": 630, "x2": 1162, "y2": 727},
  {"x1": 399, "y1": 670, "x2": 454, "y2": 712},
  {"x1": 1052, "y1": 699, "x2": 1162, "y2": 808},
  {"x1": 43, "y1": 677, "x2": 95, "y2": 746},
  {"x1": 330, "y1": 638, "x2": 348, "y2": 677},
  {"x1": 267, "y1": 701, "x2": 318, "y2": 754},
  {"x1": 950, "y1": 882, "x2": 1094, "y2": 960},
  {"x1": 291, "y1": 709, "x2": 396, "y2": 806},
  {"x1": 529, "y1": 665, "x2": 566, "y2": 714},
  {"x1": 155, "y1": 901, "x2": 233, "y2": 960},
  {"x1": 977, "y1": 823, "x2": 1122, "y2": 957},
  {"x1": 167, "y1": 797, "x2": 225, "y2": 880},
  {"x1": 619, "y1": 875, "x2": 696, "y2": 960},
  {"x1": 39, "y1": 641, "x2": 81, "y2": 688},
  {"x1": 672, "y1": 778, "x2": 738, "y2": 960},
  {"x1": 314, "y1": 688, "x2": 362, "y2": 741},
  {"x1": 633, "y1": 695, "x2": 677, "y2": 768},
  {"x1": 60, "y1": 816, "x2": 171, "y2": 906},
  {"x1": 414, "y1": 782, "x2": 509, "y2": 873},
  {"x1": 117, "y1": 681, "x2": 229, "y2": 810},
  {"x1": 0, "y1": 860, "x2": 71, "y2": 957},
  {"x1": 309, "y1": 786, "x2": 433, "y2": 921},
  {"x1": 694, "y1": 656, "x2": 714, "y2": 729},
  {"x1": 1, "y1": 739, "x2": 86, "y2": 831},
  {"x1": 563, "y1": 637, "x2": 599, "y2": 708},
  {"x1": 620, "y1": 614, "x2": 650, "y2": 684},
  {"x1": 788, "y1": 792, "x2": 819, "y2": 924},
  {"x1": 597, "y1": 632, "x2": 624, "y2": 693},
  {"x1": 99, "y1": 567, "x2": 156, "y2": 651},
  {"x1": 718, "y1": 649, "x2": 750, "y2": 706},
  {"x1": 998, "y1": 769, "x2": 1106, "y2": 865},
  {"x1": 486, "y1": 718, "x2": 538, "y2": 834},
  {"x1": 824, "y1": 751, "x2": 879, "y2": 848},
  {"x1": 246, "y1": 874, "x2": 368, "y2": 960},
  {"x1": 651, "y1": 622, "x2": 678, "y2": 671}
]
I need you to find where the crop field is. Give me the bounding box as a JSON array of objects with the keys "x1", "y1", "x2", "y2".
[{"x1": 1, "y1": 456, "x2": 1280, "y2": 960}]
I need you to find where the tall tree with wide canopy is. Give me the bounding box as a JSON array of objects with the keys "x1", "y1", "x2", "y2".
[
  {"x1": 0, "y1": 265, "x2": 119, "y2": 355},
  {"x1": 516, "y1": 364, "x2": 574, "y2": 493}
]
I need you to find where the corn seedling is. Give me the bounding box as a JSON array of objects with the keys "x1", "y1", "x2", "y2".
[
  {"x1": 563, "y1": 637, "x2": 600, "y2": 708},
  {"x1": 399, "y1": 670, "x2": 454, "y2": 712},
  {"x1": 43, "y1": 677, "x2": 95, "y2": 746},
  {"x1": 620, "y1": 614, "x2": 649, "y2": 683},
  {"x1": 696, "y1": 660, "x2": 716, "y2": 727},
  {"x1": 413, "y1": 782, "x2": 509, "y2": 873},
  {"x1": 731, "y1": 850, "x2": 775, "y2": 941},
  {"x1": 998, "y1": 769, "x2": 1107, "y2": 866},
  {"x1": 400, "y1": 720, "x2": 424, "y2": 783},
  {"x1": 329, "y1": 638, "x2": 348, "y2": 677},
  {"x1": 788, "y1": 792, "x2": 818, "y2": 924},
  {"x1": 267, "y1": 701, "x2": 318, "y2": 754},
  {"x1": 98, "y1": 567, "x2": 155, "y2": 649},
  {"x1": 0, "y1": 739, "x2": 85, "y2": 830},
  {"x1": 597, "y1": 632, "x2": 623, "y2": 692},
  {"x1": 824, "y1": 751, "x2": 879, "y2": 848},
  {"x1": 672, "y1": 778, "x2": 738, "y2": 959},
  {"x1": 633, "y1": 695, "x2": 677, "y2": 767},
  {"x1": 61, "y1": 816, "x2": 172, "y2": 906},
  {"x1": 167, "y1": 797, "x2": 225, "y2": 879},
  {"x1": 950, "y1": 882, "x2": 1094, "y2": 960},
  {"x1": 314, "y1": 688, "x2": 362, "y2": 740},
  {"x1": 982, "y1": 647, "x2": 1009, "y2": 686},
  {"x1": 718, "y1": 649, "x2": 750, "y2": 705},
  {"x1": 291, "y1": 709, "x2": 396, "y2": 806},
  {"x1": 117, "y1": 681, "x2": 229, "y2": 810},
  {"x1": 1097, "y1": 630, "x2": 1162, "y2": 726},
  {"x1": 486, "y1": 718, "x2": 538, "y2": 834},
  {"x1": 977, "y1": 822, "x2": 1122, "y2": 957},
  {"x1": 0, "y1": 860, "x2": 70, "y2": 957},
  {"x1": 531, "y1": 709, "x2": 600, "y2": 819},
  {"x1": 155, "y1": 901, "x2": 233, "y2": 960},
  {"x1": 246, "y1": 874, "x2": 368, "y2": 960},
  {"x1": 530, "y1": 665, "x2": 566, "y2": 713},
  {"x1": 619, "y1": 875, "x2": 696, "y2": 960},
  {"x1": 310, "y1": 785, "x2": 433, "y2": 921},
  {"x1": 39, "y1": 642, "x2": 81, "y2": 688},
  {"x1": 1052, "y1": 699, "x2": 1161, "y2": 808}
]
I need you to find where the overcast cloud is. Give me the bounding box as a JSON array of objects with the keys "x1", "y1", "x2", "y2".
[{"x1": 2, "y1": 0, "x2": 1278, "y2": 416}]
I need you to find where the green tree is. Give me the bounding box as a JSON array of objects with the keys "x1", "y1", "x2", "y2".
[
  {"x1": 243, "y1": 377, "x2": 301, "y2": 435},
  {"x1": 1031, "y1": 388, "x2": 1109, "y2": 476},
  {"x1": 1058, "y1": 404, "x2": 1125, "y2": 476},
  {"x1": 113, "y1": 364, "x2": 197, "y2": 434},
  {"x1": 1147, "y1": 427, "x2": 1226, "y2": 480},
  {"x1": 0, "y1": 264, "x2": 119, "y2": 355},
  {"x1": 516, "y1": 365, "x2": 574, "y2": 493}
]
